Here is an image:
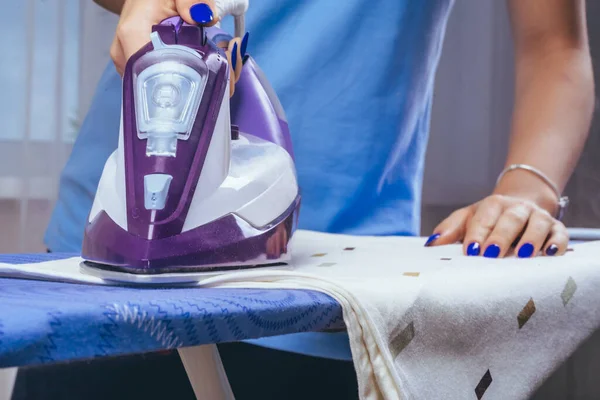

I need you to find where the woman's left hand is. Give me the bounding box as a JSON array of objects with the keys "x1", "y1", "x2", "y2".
[{"x1": 424, "y1": 194, "x2": 568, "y2": 258}]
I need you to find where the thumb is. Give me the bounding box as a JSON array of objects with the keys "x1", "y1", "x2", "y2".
[
  {"x1": 117, "y1": 19, "x2": 154, "y2": 67},
  {"x1": 178, "y1": 1, "x2": 220, "y2": 26},
  {"x1": 425, "y1": 207, "x2": 472, "y2": 247}
]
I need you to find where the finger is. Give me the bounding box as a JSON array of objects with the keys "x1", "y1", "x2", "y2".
[
  {"x1": 462, "y1": 195, "x2": 505, "y2": 256},
  {"x1": 483, "y1": 202, "x2": 533, "y2": 258},
  {"x1": 226, "y1": 38, "x2": 242, "y2": 97},
  {"x1": 226, "y1": 44, "x2": 235, "y2": 97},
  {"x1": 181, "y1": 1, "x2": 220, "y2": 26},
  {"x1": 277, "y1": 231, "x2": 285, "y2": 257},
  {"x1": 543, "y1": 221, "x2": 569, "y2": 256},
  {"x1": 240, "y1": 32, "x2": 249, "y2": 58},
  {"x1": 425, "y1": 207, "x2": 471, "y2": 247},
  {"x1": 109, "y1": 36, "x2": 126, "y2": 76},
  {"x1": 228, "y1": 38, "x2": 242, "y2": 81},
  {"x1": 514, "y1": 209, "x2": 554, "y2": 258},
  {"x1": 266, "y1": 236, "x2": 275, "y2": 258},
  {"x1": 117, "y1": 18, "x2": 154, "y2": 64},
  {"x1": 273, "y1": 236, "x2": 280, "y2": 258},
  {"x1": 274, "y1": 233, "x2": 281, "y2": 257}
]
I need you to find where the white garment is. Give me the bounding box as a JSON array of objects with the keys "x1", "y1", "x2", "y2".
[
  {"x1": 201, "y1": 231, "x2": 600, "y2": 400},
  {"x1": 2, "y1": 230, "x2": 600, "y2": 400}
]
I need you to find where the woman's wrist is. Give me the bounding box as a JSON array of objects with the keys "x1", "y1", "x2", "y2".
[{"x1": 492, "y1": 168, "x2": 560, "y2": 217}]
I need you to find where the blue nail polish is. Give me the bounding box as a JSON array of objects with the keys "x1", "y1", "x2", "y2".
[
  {"x1": 241, "y1": 32, "x2": 249, "y2": 57},
  {"x1": 466, "y1": 242, "x2": 480, "y2": 256},
  {"x1": 483, "y1": 244, "x2": 500, "y2": 258},
  {"x1": 190, "y1": 3, "x2": 213, "y2": 24},
  {"x1": 232, "y1": 42, "x2": 238, "y2": 70},
  {"x1": 518, "y1": 243, "x2": 534, "y2": 258},
  {"x1": 424, "y1": 233, "x2": 440, "y2": 247},
  {"x1": 546, "y1": 244, "x2": 558, "y2": 256}
]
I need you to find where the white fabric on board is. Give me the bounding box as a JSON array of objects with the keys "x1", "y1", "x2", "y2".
[{"x1": 2, "y1": 230, "x2": 600, "y2": 400}]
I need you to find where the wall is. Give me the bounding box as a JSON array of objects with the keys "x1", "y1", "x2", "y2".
[
  {"x1": 423, "y1": 0, "x2": 513, "y2": 209},
  {"x1": 562, "y1": 1, "x2": 600, "y2": 229},
  {"x1": 421, "y1": 0, "x2": 516, "y2": 233}
]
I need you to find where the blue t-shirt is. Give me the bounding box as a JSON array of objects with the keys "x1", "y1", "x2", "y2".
[{"x1": 45, "y1": 0, "x2": 454, "y2": 360}]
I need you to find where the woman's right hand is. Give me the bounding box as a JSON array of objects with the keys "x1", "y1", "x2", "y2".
[{"x1": 110, "y1": 0, "x2": 218, "y2": 75}]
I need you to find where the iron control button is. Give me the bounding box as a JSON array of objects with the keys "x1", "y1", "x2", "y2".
[{"x1": 144, "y1": 174, "x2": 173, "y2": 210}]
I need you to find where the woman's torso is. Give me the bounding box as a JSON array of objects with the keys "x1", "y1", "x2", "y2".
[
  {"x1": 222, "y1": 0, "x2": 454, "y2": 237},
  {"x1": 46, "y1": 0, "x2": 453, "y2": 252}
]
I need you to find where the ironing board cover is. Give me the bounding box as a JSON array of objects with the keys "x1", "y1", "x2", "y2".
[{"x1": 0, "y1": 253, "x2": 343, "y2": 367}]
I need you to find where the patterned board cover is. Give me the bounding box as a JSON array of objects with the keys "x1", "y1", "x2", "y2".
[{"x1": 0, "y1": 253, "x2": 343, "y2": 368}]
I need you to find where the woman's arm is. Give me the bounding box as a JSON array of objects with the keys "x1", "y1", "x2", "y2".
[
  {"x1": 428, "y1": 0, "x2": 593, "y2": 258},
  {"x1": 496, "y1": 0, "x2": 594, "y2": 213},
  {"x1": 93, "y1": 0, "x2": 125, "y2": 14}
]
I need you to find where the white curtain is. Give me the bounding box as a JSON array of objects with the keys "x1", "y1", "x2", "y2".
[
  {"x1": 0, "y1": 1, "x2": 117, "y2": 253},
  {"x1": 0, "y1": 0, "x2": 79, "y2": 252}
]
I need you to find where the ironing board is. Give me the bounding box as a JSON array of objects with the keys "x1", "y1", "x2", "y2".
[{"x1": 0, "y1": 252, "x2": 344, "y2": 400}]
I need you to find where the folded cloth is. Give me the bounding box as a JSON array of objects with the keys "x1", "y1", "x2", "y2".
[
  {"x1": 198, "y1": 232, "x2": 600, "y2": 400},
  {"x1": 2, "y1": 230, "x2": 600, "y2": 400}
]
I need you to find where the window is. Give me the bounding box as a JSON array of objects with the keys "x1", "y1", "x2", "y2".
[{"x1": 1, "y1": 0, "x2": 80, "y2": 143}]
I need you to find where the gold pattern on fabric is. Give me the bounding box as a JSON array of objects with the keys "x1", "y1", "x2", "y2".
[
  {"x1": 518, "y1": 298, "x2": 536, "y2": 329},
  {"x1": 391, "y1": 321, "x2": 415, "y2": 357},
  {"x1": 318, "y1": 263, "x2": 337, "y2": 267},
  {"x1": 561, "y1": 277, "x2": 577, "y2": 306},
  {"x1": 475, "y1": 370, "x2": 493, "y2": 399}
]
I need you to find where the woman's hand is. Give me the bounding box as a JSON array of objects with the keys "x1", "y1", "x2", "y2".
[
  {"x1": 425, "y1": 0, "x2": 592, "y2": 259},
  {"x1": 110, "y1": 0, "x2": 218, "y2": 75},
  {"x1": 425, "y1": 194, "x2": 568, "y2": 258}
]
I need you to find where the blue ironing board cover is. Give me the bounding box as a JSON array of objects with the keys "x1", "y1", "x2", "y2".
[{"x1": 0, "y1": 253, "x2": 344, "y2": 368}]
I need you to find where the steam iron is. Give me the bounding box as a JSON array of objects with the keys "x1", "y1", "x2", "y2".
[{"x1": 80, "y1": 14, "x2": 300, "y2": 284}]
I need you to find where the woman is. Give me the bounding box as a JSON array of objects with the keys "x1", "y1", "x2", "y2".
[{"x1": 42, "y1": 0, "x2": 593, "y2": 398}]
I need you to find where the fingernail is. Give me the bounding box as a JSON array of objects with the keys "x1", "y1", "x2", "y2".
[
  {"x1": 241, "y1": 32, "x2": 249, "y2": 57},
  {"x1": 232, "y1": 42, "x2": 238, "y2": 70},
  {"x1": 466, "y1": 242, "x2": 480, "y2": 256},
  {"x1": 190, "y1": 3, "x2": 214, "y2": 24},
  {"x1": 546, "y1": 244, "x2": 559, "y2": 256},
  {"x1": 483, "y1": 244, "x2": 500, "y2": 258},
  {"x1": 424, "y1": 233, "x2": 440, "y2": 247},
  {"x1": 518, "y1": 243, "x2": 535, "y2": 258}
]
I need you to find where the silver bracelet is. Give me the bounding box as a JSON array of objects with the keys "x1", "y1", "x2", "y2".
[{"x1": 496, "y1": 164, "x2": 569, "y2": 221}]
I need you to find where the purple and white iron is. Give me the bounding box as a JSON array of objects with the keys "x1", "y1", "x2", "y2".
[{"x1": 80, "y1": 11, "x2": 300, "y2": 284}]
